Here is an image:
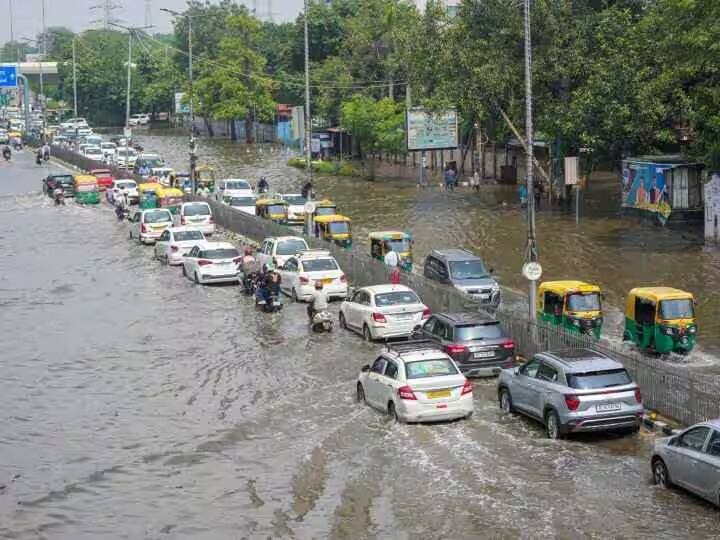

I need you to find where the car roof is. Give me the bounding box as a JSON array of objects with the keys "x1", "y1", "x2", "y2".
[
  {"x1": 297, "y1": 249, "x2": 332, "y2": 260},
  {"x1": 141, "y1": 207, "x2": 171, "y2": 214},
  {"x1": 169, "y1": 226, "x2": 202, "y2": 233},
  {"x1": 430, "y1": 248, "x2": 480, "y2": 261},
  {"x1": 271, "y1": 236, "x2": 306, "y2": 242},
  {"x1": 382, "y1": 340, "x2": 452, "y2": 363},
  {"x1": 363, "y1": 284, "x2": 413, "y2": 295},
  {"x1": 435, "y1": 312, "x2": 498, "y2": 325},
  {"x1": 539, "y1": 349, "x2": 623, "y2": 373},
  {"x1": 200, "y1": 241, "x2": 235, "y2": 250},
  {"x1": 182, "y1": 201, "x2": 210, "y2": 206}
]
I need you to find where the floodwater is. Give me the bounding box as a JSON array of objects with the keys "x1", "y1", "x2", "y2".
[{"x1": 1, "y1": 147, "x2": 719, "y2": 539}]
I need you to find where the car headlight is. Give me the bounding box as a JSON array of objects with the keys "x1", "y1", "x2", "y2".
[{"x1": 688, "y1": 326, "x2": 697, "y2": 334}]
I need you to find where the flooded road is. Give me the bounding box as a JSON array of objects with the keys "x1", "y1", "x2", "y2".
[{"x1": 1, "y1": 149, "x2": 719, "y2": 538}]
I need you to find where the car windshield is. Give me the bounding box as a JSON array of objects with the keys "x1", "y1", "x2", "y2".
[
  {"x1": 384, "y1": 239, "x2": 410, "y2": 253},
  {"x1": 283, "y1": 195, "x2": 306, "y2": 205},
  {"x1": 276, "y1": 239, "x2": 308, "y2": 255},
  {"x1": 200, "y1": 248, "x2": 239, "y2": 260},
  {"x1": 117, "y1": 182, "x2": 136, "y2": 189},
  {"x1": 183, "y1": 204, "x2": 211, "y2": 216},
  {"x1": 316, "y1": 206, "x2": 336, "y2": 216},
  {"x1": 268, "y1": 204, "x2": 287, "y2": 214},
  {"x1": 143, "y1": 211, "x2": 172, "y2": 223},
  {"x1": 174, "y1": 230, "x2": 204, "y2": 241},
  {"x1": 454, "y1": 322, "x2": 504, "y2": 341},
  {"x1": 142, "y1": 157, "x2": 163, "y2": 168},
  {"x1": 449, "y1": 260, "x2": 489, "y2": 280},
  {"x1": 225, "y1": 181, "x2": 250, "y2": 190},
  {"x1": 101, "y1": 143, "x2": 116, "y2": 149},
  {"x1": 374, "y1": 291, "x2": 420, "y2": 307},
  {"x1": 230, "y1": 197, "x2": 256, "y2": 206},
  {"x1": 302, "y1": 258, "x2": 338, "y2": 272},
  {"x1": 660, "y1": 299, "x2": 694, "y2": 320},
  {"x1": 566, "y1": 369, "x2": 632, "y2": 389},
  {"x1": 567, "y1": 293, "x2": 601, "y2": 312},
  {"x1": 53, "y1": 175, "x2": 73, "y2": 184},
  {"x1": 86, "y1": 148, "x2": 101, "y2": 154},
  {"x1": 405, "y1": 359, "x2": 459, "y2": 379},
  {"x1": 328, "y1": 221, "x2": 350, "y2": 234}
]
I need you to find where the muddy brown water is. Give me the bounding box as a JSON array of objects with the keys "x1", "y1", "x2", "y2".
[{"x1": 1, "y1": 145, "x2": 719, "y2": 539}]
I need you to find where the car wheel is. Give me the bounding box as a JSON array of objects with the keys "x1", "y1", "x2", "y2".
[
  {"x1": 388, "y1": 401, "x2": 401, "y2": 423},
  {"x1": 499, "y1": 388, "x2": 514, "y2": 414},
  {"x1": 363, "y1": 324, "x2": 373, "y2": 342},
  {"x1": 194, "y1": 272, "x2": 200, "y2": 285},
  {"x1": 652, "y1": 458, "x2": 671, "y2": 488},
  {"x1": 356, "y1": 383, "x2": 365, "y2": 404},
  {"x1": 545, "y1": 410, "x2": 563, "y2": 440},
  {"x1": 339, "y1": 312, "x2": 347, "y2": 330},
  {"x1": 291, "y1": 288, "x2": 299, "y2": 303}
]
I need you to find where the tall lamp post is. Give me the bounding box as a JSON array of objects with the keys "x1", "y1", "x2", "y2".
[{"x1": 303, "y1": 0, "x2": 313, "y2": 236}]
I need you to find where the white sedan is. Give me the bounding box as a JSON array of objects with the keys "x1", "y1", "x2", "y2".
[
  {"x1": 340, "y1": 285, "x2": 431, "y2": 341},
  {"x1": 154, "y1": 227, "x2": 206, "y2": 265},
  {"x1": 356, "y1": 343, "x2": 474, "y2": 423},
  {"x1": 182, "y1": 241, "x2": 242, "y2": 284},
  {"x1": 278, "y1": 250, "x2": 347, "y2": 301},
  {"x1": 107, "y1": 179, "x2": 139, "y2": 205}
]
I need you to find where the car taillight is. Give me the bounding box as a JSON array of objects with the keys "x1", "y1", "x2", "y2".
[
  {"x1": 372, "y1": 312, "x2": 387, "y2": 323},
  {"x1": 461, "y1": 379, "x2": 473, "y2": 396},
  {"x1": 198, "y1": 259, "x2": 213, "y2": 266},
  {"x1": 140, "y1": 223, "x2": 147, "y2": 233},
  {"x1": 564, "y1": 395, "x2": 581, "y2": 411},
  {"x1": 421, "y1": 308, "x2": 431, "y2": 319},
  {"x1": 171, "y1": 245, "x2": 179, "y2": 252},
  {"x1": 299, "y1": 276, "x2": 309, "y2": 284},
  {"x1": 502, "y1": 340, "x2": 515, "y2": 349},
  {"x1": 634, "y1": 388, "x2": 642, "y2": 404},
  {"x1": 397, "y1": 385, "x2": 416, "y2": 400},
  {"x1": 444, "y1": 344, "x2": 468, "y2": 355},
  {"x1": 340, "y1": 274, "x2": 347, "y2": 283}
]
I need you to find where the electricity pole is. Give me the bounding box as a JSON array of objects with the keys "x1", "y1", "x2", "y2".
[
  {"x1": 303, "y1": 0, "x2": 313, "y2": 236},
  {"x1": 40, "y1": 0, "x2": 46, "y2": 138},
  {"x1": 72, "y1": 37, "x2": 78, "y2": 117}
]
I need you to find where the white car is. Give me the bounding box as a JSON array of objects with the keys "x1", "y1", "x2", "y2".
[
  {"x1": 107, "y1": 179, "x2": 139, "y2": 205},
  {"x1": 216, "y1": 179, "x2": 254, "y2": 202},
  {"x1": 340, "y1": 285, "x2": 431, "y2": 341},
  {"x1": 116, "y1": 147, "x2": 138, "y2": 169},
  {"x1": 356, "y1": 341, "x2": 474, "y2": 423},
  {"x1": 100, "y1": 142, "x2": 117, "y2": 162},
  {"x1": 83, "y1": 146, "x2": 104, "y2": 161},
  {"x1": 154, "y1": 227, "x2": 206, "y2": 265},
  {"x1": 279, "y1": 193, "x2": 307, "y2": 225},
  {"x1": 278, "y1": 249, "x2": 347, "y2": 302},
  {"x1": 128, "y1": 113, "x2": 150, "y2": 126},
  {"x1": 176, "y1": 201, "x2": 215, "y2": 235},
  {"x1": 129, "y1": 208, "x2": 174, "y2": 244},
  {"x1": 228, "y1": 195, "x2": 257, "y2": 215},
  {"x1": 256, "y1": 236, "x2": 309, "y2": 268},
  {"x1": 182, "y1": 241, "x2": 241, "y2": 284}
]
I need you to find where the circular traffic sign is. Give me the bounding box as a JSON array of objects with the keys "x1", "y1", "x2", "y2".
[
  {"x1": 304, "y1": 201, "x2": 316, "y2": 214},
  {"x1": 522, "y1": 262, "x2": 543, "y2": 281}
]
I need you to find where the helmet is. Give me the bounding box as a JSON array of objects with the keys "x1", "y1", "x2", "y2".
[{"x1": 314, "y1": 281, "x2": 324, "y2": 290}]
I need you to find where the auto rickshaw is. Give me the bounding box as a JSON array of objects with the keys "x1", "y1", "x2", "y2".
[
  {"x1": 73, "y1": 175, "x2": 100, "y2": 204},
  {"x1": 138, "y1": 182, "x2": 164, "y2": 209},
  {"x1": 156, "y1": 187, "x2": 185, "y2": 214},
  {"x1": 314, "y1": 214, "x2": 352, "y2": 248},
  {"x1": 311, "y1": 199, "x2": 337, "y2": 221},
  {"x1": 195, "y1": 164, "x2": 216, "y2": 194},
  {"x1": 369, "y1": 231, "x2": 413, "y2": 272},
  {"x1": 623, "y1": 287, "x2": 697, "y2": 354},
  {"x1": 256, "y1": 197, "x2": 289, "y2": 224},
  {"x1": 537, "y1": 281, "x2": 603, "y2": 339}
]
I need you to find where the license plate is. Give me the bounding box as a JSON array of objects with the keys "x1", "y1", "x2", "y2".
[
  {"x1": 272, "y1": 301, "x2": 281, "y2": 307},
  {"x1": 322, "y1": 278, "x2": 333, "y2": 284},
  {"x1": 426, "y1": 390, "x2": 451, "y2": 399},
  {"x1": 596, "y1": 403, "x2": 621, "y2": 413},
  {"x1": 474, "y1": 351, "x2": 494, "y2": 359},
  {"x1": 151, "y1": 225, "x2": 166, "y2": 230},
  {"x1": 394, "y1": 314, "x2": 414, "y2": 321}
]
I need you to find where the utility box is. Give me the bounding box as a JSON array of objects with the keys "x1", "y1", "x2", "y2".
[{"x1": 705, "y1": 172, "x2": 720, "y2": 243}]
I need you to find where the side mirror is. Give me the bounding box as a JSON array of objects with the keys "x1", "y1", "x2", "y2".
[{"x1": 361, "y1": 364, "x2": 370, "y2": 372}]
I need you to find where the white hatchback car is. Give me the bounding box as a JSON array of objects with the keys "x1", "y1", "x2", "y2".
[
  {"x1": 357, "y1": 341, "x2": 474, "y2": 423},
  {"x1": 256, "y1": 236, "x2": 309, "y2": 268},
  {"x1": 154, "y1": 227, "x2": 206, "y2": 265},
  {"x1": 177, "y1": 201, "x2": 215, "y2": 236},
  {"x1": 229, "y1": 195, "x2": 257, "y2": 215},
  {"x1": 182, "y1": 242, "x2": 241, "y2": 285},
  {"x1": 83, "y1": 146, "x2": 104, "y2": 161},
  {"x1": 340, "y1": 284, "x2": 431, "y2": 341},
  {"x1": 129, "y1": 208, "x2": 174, "y2": 244},
  {"x1": 107, "y1": 179, "x2": 139, "y2": 205},
  {"x1": 278, "y1": 249, "x2": 347, "y2": 302},
  {"x1": 279, "y1": 193, "x2": 307, "y2": 225},
  {"x1": 216, "y1": 179, "x2": 254, "y2": 202}
]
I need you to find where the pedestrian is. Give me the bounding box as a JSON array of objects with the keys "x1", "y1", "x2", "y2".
[
  {"x1": 383, "y1": 249, "x2": 400, "y2": 268},
  {"x1": 534, "y1": 181, "x2": 543, "y2": 210},
  {"x1": 519, "y1": 184, "x2": 528, "y2": 208},
  {"x1": 444, "y1": 167, "x2": 456, "y2": 191},
  {"x1": 471, "y1": 170, "x2": 480, "y2": 192},
  {"x1": 389, "y1": 265, "x2": 401, "y2": 285},
  {"x1": 301, "y1": 181, "x2": 313, "y2": 200}
]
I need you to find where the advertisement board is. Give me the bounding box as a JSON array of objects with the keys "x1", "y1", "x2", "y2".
[
  {"x1": 621, "y1": 159, "x2": 673, "y2": 223},
  {"x1": 174, "y1": 92, "x2": 189, "y2": 114},
  {"x1": 406, "y1": 108, "x2": 458, "y2": 151}
]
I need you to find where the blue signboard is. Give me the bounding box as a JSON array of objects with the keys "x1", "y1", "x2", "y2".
[{"x1": 0, "y1": 66, "x2": 17, "y2": 88}]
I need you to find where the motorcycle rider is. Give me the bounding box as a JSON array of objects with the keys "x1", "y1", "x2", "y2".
[
  {"x1": 257, "y1": 176, "x2": 269, "y2": 193},
  {"x1": 307, "y1": 281, "x2": 329, "y2": 322},
  {"x1": 53, "y1": 183, "x2": 65, "y2": 205},
  {"x1": 2, "y1": 145, "x2": 10, "y2": 161},
  {"x1": 36, "y1": 147, "x2": 43, "y2": 165},
  {"x1": 115, "y1": 190, "x2": 129, "y2": 219},
  {"x1": 42, "y1": 143, "x2": 50, "y2": 161}
]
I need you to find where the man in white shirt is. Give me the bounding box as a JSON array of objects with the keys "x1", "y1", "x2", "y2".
[{"x1": 383, "y1": 249, "x2": 399, "y2": 267}]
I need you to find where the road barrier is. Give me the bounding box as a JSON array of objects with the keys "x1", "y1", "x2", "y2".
[{"x1": 203, "y1": 197, "x2": 720, "y2": 427}]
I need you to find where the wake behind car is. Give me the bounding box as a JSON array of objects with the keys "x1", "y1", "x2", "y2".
[
  {"x1": 356, "y1": 340, "x2": 474, "y2": 423},
  {"x1": 129, "y1": 208, "x2": 174, "y2": 244},
  {"x1": 278, "y1": 249, "x2": 347, "y2": 302},
  {"x1": 424, "y1": 248, "x2": 501, "y2": 310},
  {"x1": 340, "y1": 284, "x2": 430, "y2": 341},
  {"x1": 497, "y1": 349, "x2": 643, "y2": 439},
  {"x1": 154, "y1": 227, "x2": 206, "y2": 265},
  {"x1": 182, "y1": 242, "x2": 242, "y2": 285}
]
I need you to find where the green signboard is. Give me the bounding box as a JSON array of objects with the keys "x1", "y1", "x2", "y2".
[{"x1": 406, "y1": 108, "x2": 458, "y2": 151}]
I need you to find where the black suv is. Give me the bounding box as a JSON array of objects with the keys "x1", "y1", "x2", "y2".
[
  {"x1": 413, "y1": 312, "x2": 516, "y2": 376},
  {"x1": 423, "y1": 248, "x2": 501, "y2": 309}
]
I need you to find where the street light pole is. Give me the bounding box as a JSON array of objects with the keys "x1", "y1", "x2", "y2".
[
  {"x1": 72, "y1": 37, "x2": 78, "y2": 118},
  {"x1": 303, "y1": 0, "x2": 313, "y2": 236}
]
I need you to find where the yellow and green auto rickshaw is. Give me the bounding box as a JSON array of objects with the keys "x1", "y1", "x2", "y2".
[
  {"x1": 623, "y1": 287, "x2": 697, "y2": 354},
  {"x1": 314, "y1": 214, "x2": 352, "y2": 248},
  {"x1": 311, "y1": 199, "x2": 337, "y2": 221},
  {"x1": 256, "y1": 197, "x2": 289, "y2": 224},
  {"x1": 195, "y1": 164, "x2": 216, "y2": 194},
  {"x1": 156, "y1": 187, "x2": 185, "y2": 214},
  {"x1": 138, "y1": 182, "x2": 163, "y2": 209},
  {"x1": 73, "y1": 174, "x2": 100, "y2": 204},
  {"x1": 369, "y1": 231, "x2": 413, "y2": 272},
  {"x1": 537, "y1": 281, "x2": 603, "y2": 339}
]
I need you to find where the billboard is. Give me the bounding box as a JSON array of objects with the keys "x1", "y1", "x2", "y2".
[
  {"x1": 406, "y1": 108, "x2": 458, "y2": 151},
  {"x1": 174, "y1": 92, "x2": 189, "y2": 114},
  {"x1": 0, "y1": 65, "x2": 17, "y2": 88},
  {"x1": 622, "y1": 160, "x2": 673, "y2": 223}
]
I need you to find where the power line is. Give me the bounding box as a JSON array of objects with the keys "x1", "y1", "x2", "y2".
[{"x1": 90, "y1": 0, "x2": 122, "y2": 30}]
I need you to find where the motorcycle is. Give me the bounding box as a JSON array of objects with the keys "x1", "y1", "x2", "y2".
[
  {"x1": 256, "y1": 287, "x2": 282, "y2": 313},
  {"x1": 311, "y1": 310, "x2": 334, "y2": 333},
  {"x1": 54, "y1": 191, "x2": 65, "y2": 206},
  {"x1": 115, "y1": 204, "x2": 128, "y2": 221},
  {"x1": 242, "y1": 271, "x2": 260, "y2": 296},
  {"x1": 36, "y1": 153, "x2": 42, "y2": 165},
  {"x1": 2, "y1": 147, "x2": 10, "y2": 161}
]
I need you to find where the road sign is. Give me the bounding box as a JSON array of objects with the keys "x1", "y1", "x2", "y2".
[
  {"x1": 123, "y1": 127, "x2": 132, "y2": 139},
  {"x1": 0, "y1": 66, "x2": 18, "y2": 88},
  {"x1": 565, "y1": 156, "x2": 580, "y2": 185},
  {"x1": 522, "y1": 262, "x2": 542, "y2": 281},
  {"x1": 406, "y1": 108, "x2": 458, "y2": 151},
  {"x1": 304, "y1": 201, "x2": 316, "y2": 214}
]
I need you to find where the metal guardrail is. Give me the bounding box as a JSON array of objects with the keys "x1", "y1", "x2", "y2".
[{"x1": 202, "y1": 197, "x2": 720, "y2": 427}]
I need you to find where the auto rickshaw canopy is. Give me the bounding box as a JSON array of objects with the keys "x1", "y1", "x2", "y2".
[
  {"x1": 539, "y1": 280, "x2": 601, "y2": 297},
  {"x1": 625, "y1": 287, "x2": 694, "y2": 320}
]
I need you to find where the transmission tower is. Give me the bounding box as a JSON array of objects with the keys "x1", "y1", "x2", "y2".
[
  {"x1": 254, "y1": 0, "x2": 279, "y2": 21},
  {"x1": 90, "y1": 0, "x2": 122, "y2": 29},
  {"x1": 144, "y1": 0, "x2": 152, "y2": 27}
]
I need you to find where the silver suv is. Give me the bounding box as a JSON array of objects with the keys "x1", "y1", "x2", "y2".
[{"x1": 497, "y1": 349, "x2": 643, "y2": 439}]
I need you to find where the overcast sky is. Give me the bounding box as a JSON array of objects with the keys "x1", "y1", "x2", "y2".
[{"x1": 2, "y1": 0, "x2": 303, "y2": 43}]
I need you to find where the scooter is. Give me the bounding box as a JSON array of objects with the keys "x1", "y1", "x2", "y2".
[
  {"x1": 311, "y1": 311, "x2": 334, "y2": 333},
  {"x1": 2, "y1": 147, "x2": 10, "y2": 161},
  {"x1": 256, "y1": 287, "x2": 282, "y2": 313},
  {"x1": 36, "y1": 153, "x2": 42, "y2": 165},
  {"x1": 54, "y1": 191, "x2": 65, "y2": 206},
  {"x1": 115, "y1": 204, "x2": 128, "y2": 221}
]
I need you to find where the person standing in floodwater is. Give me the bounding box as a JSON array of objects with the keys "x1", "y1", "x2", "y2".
[{"x1": 519, "y1": 184, "x2": 528, "y2": 208}]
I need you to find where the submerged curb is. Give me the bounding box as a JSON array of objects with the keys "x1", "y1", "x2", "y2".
[{"x1": 642, "y1": 410, "x2": 682, "y2": 436}]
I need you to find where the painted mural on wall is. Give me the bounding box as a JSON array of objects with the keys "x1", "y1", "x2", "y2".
[{"x1": 621, "y1": 160, "x2": 673, "y2": 224}]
